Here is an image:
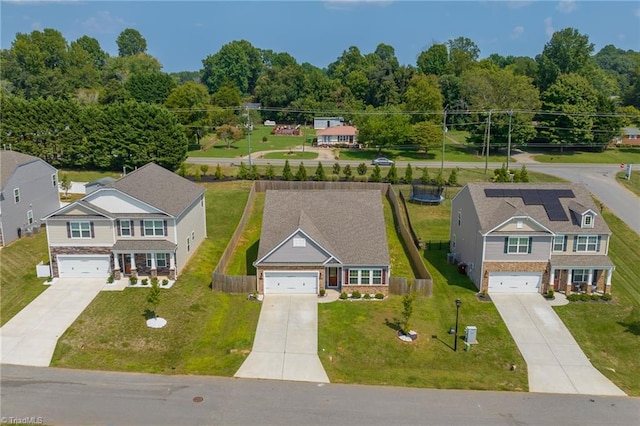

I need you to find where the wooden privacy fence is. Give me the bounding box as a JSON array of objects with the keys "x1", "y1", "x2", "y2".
[
  {"x1": 389, "y1": 277, "x2": 433, "y2": 297},
  {"x1": 212, "y1": 273, "x2": 256, "y2": 293}
]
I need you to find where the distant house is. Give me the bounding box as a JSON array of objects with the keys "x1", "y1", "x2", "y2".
[
  {"x1": 616, "y1": 127, "x2": 640, "y2": 146},
  {"x1": 254, "y1": 190, "x2": 391, "y2": 295},
  {"x1": 316, "y1": 126, "x2": 358, "y2": 147},
  {"x1": 0, "y1": 151, "x2": 59, "y2": 247},
  {"x1": 44, "y1": 163, "x2": 206, "y2": 280},
  {"x1": 85, "y1": 177, "x2": 117, "y2": 194},
  {"x1": 313, "y1": 117, "x2": 344, "y2": 130},
  {"x1": 450, "y1": 183, "x2": 614, "y2": 296}
]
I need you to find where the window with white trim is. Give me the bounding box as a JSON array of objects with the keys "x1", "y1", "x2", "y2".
[
  {"x1": 293, "y1": 237, "x2": 306, "y2": 247},
  {"x1": 457, "y1": 211, "x2": 461, "y2": 226},
  {"x1": 146, "y1": 253, "x2": 167, "y2": 268},
  {"x1": 186, "y1": 237, "x2": 191, "y2": 252},
  {"x1": 27, "y1": 210, "x2": 34, "y2": 225},
  {"x1": 348, "y1": 268, "x2": 385, "y2": 285},
  {"x1": 572, "y1": 269, "x2": 588, "y2": 283},
  {"x1": 70, "y1": 221, "x2": 91, "y2": 238},
  {"x1": 575, "y1": 235, "x2": 598, "y2": 252},
  {"x1": 349, "y1": 270, "x2": 358, "y2": 284},
  {"x1": 516, "y1": 221, "x2": 523, "y2": 229},
  {"x1": 13, "y1": 188, "x2": 20, "y2": 203},
  {"x1": 360, "y1": 270, "x2": 371, "y2": 285},
  {"x1": 120, "y1": 220, "x2": 132, "y2": 236},
  {"x1": 553, "y1": 235, "x2": 566, "y2": 252},
  {"x1": 582, "y1": 214, "x2": 594, "y2": 228},
  {"x1": 52, "y1": 174, "x2": 57, "y2": 188},
  {"x1": 143, "y1": 220, "x2": 164, "y2": 236},
  {"x1": 372, "y1": 270, "x2": 382, "y2": 284},
  {"x1": 191, "y1": 231, "x2": 195, "y2": 241},
  {"x1": 507, "y1": 237, "x2": 530, "y2": 254}
]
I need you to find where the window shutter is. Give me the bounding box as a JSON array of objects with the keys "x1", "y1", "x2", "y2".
[
  {"x1": 344, "y1": 269, "x2": 348, "y2": 283},
  {"x1": 382, "y1": 269, "x2": 386, "y2": 285},
  {"x1": 504, "y1": 237, "x2": 509, "y2": 253},
  {"x1": 131, "y1": 221, "x2": 135, "y2": 236},
  {"x1": 116, "y1": 220, "x2": 121, "y2": 236},
  {"x1": 528, "y1": 237, "x2": 533, "y2": 254},
  {"x1": 563, "y1": 235, "x2": 568, "y2": 252},
  {"x1": 141, "y1": 221, "x2": 145, "y2": 236},
  {"x1": 66, "y1": 222, "x2": 71, "y2": 238},
  {"x1": 573, "y1": 236, "x2": 577, "y2": 252},
  {"x1": 164, "y1": 220, "x2": 168, "y2": 237},
  {"x1": 597, "y1": 235, "x2": 602, "y2": 251},
  {"x1": 90, "y1": 222, "x2": 95, "y2": 238}
]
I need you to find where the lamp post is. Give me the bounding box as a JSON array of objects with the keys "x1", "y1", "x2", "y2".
[{"x1": 454, "y1": 299, "x2": 462, "y2": 351}]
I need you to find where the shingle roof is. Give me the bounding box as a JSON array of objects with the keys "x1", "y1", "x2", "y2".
[
  {"x1": 107, "y1": 163, "x2": 204, "y2": 217},
  {"x1": 622, "y1": 127, "x2": 640, "y2": 136},
  {"x1": 112, "y1": 239, "x2": 177, "y2": 251},
  {"x1": 550, "y1": 254, "x2": 614, "y2": 268},
  {"x1": 316, "y1": 126, "x2": 357, "y2": 136},
  {"x1": 257, "y1": 190, "x2": 390, "y2": 266},
  {"x1": 0, "y1": 151, "x2": 54, "y2": 190},
  {"x1": 464, "y1": 182, "x2": 611, "y2": 234}
]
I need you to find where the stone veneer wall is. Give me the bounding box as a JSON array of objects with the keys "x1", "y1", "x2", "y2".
[
  {"x1": 481, "y1": 261, "x2": 549, "y2": 294},
  {"x1": 342, "y1": 284, "x2": 388, "y2": 296},
  {"x1": 50, "y1": 246, "x2": 113, "y2": 277}
]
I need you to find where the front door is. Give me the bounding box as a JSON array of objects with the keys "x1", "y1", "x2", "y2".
[
  {"x1": 327, "y1": 267, "x2": 340, "y2": 288},
  {"x1": 120, "y1": 253, "x2": 132, "y2": 274}
]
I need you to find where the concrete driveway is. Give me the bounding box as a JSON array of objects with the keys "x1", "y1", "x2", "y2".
[
  {"x1": 235, "y1": 295, "x2": 329, "y2": 383},
  {"x1": 0, "y1": 278, "x2": 105, "y2": 366},
  {"x1": 491, "y1": 293, "x2": 626, "y2": 396}
]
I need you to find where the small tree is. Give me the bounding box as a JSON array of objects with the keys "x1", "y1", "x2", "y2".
[
  {"x1": 386, "y1": 163, "x2": 399, "y2": 184},
  {"x1": 237, "y1": 162, "x2": 249, "y2": 180},
  {"x1": 357, "y1": 163, "x2": 368, "y2": 176},
  {"x1": 434, "y1": 169, "x2": 445, "y2": 186},
  {"x1": 248, "y1": 164, "x2": 260, "y2": 180},
  {"x1": 265, "y1": 163, "x2": 275, "y2": 180},
  {"x1": 515, "y1": 164, "x2": 529, "y2": 182},
  {"x1": 314, "y1": 162, "x2": 326, "y2": 181},
  {"x1": 147, "y1": 280, "x2": 161, "y2": 320},
  {"x1": 60, "y1": 173, "x2": 71, "y2": 198},
  {"x1": 214, "y1": 164, "x2": 224, "y2": 180},
  {"x1": 370, "y1": 164, "x2": 382, "y2": 182},
  {"x1": 194, "y1": 168, "x2": 202, "y2": 181},
  {"x1": 295, "y1": 162, "x2": 307, "y2": 181},
  {"x1": 447, "y1": 168, "x2": 458, "y2": 186},
  {"x1": 178, "y1": 162, "x2": 188, "y2": 177},
  {"x1": 332, "y1": 162, "x2": 341, "y2": 176},
  {"x1": 421, "y1": 166, "x2": 430, "y2": 184},
  {"x1": 404, "y1": 163, "x2": 413, "y2": 184},
  {"x1": 400, "y1": 289, "x2": 416, "y2": 334},
  {"x1": 216, "y1": 124, "x2": 243, "y2": 149},
  {"x1": 343, "y1": 164, "x2": 353, "y2": 181},
  {"x1": 493, "y1": 164, "x2": 510, "y2": 182},
  {"x1": 282, "y1": 160, "x2": 293, "y2": 181},
  {"x1": 199, "y1": 164, "x2": 209, "y2": 177}
]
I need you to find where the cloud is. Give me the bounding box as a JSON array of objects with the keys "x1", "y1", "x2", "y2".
[
  {"x1": 556, "y1": 0, "x2": 576, "y2": 13},
  {"x1": 544, "y1": 17, "x2": 554, "y2": 37},
  {"x1": 507, "y1": 1, "x2": 533, "y2": 9},
  {"x1": 81, "y1": 11, "x2": 127, "y2": 35},
  {"x1": 511, "y1": 26, "x2": 524, "y2": 39},
  {"x1": 30, "y1": 21, "x2": 42, "y2": 30},
  {"x1": 635, "y1": 8, "x2": 640, "y2": 17}
]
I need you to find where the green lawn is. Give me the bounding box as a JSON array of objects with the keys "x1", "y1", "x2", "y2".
[
  {"x1": 0, "y1": 232, "x2": 50, "y2": 326},
  {"x1": 616, "y1": 170, "x2": 640, "y2": 198},
  {"x1": 531, "y1": 147, "x2": 640, "y2": 164},
  {"x1": 261, "y1": 151, "x2": 319, "y2": 160},
  {"x1": 58, "y1": 169, "x2": 121, "y2": 182},
  {"x1": 51, "y1": 181, "x2": 263, "y2": 375},
  {"x1": 337, "y1": 144, "x2": 507, "y2": 164},
  {"x1": 225, "y1": 193, "x2": 265, "y2": 275}
]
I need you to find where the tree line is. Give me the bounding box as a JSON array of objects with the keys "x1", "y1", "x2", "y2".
[{"x1": 1, "y1": 27, "x2": 639, "y2": 171}]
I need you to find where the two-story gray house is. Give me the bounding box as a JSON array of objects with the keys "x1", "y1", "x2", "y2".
[
  {"x1": 44, "y1": 163, "x2": 206, "y2": 280},
  {"x1": 0, "y1": 151, "x2": 59, "y2": 247},
  {"x1": 450, "y1": 183, "x2": 614, "y2": 295}
]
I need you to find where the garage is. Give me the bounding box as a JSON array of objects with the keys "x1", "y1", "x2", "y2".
[
  {"x1": 488, "y1": 272, "x2": 541, "y2": 293},
  {"x1": 57, "y1": 255, "x2": 111, "y2": 278},
  {"x1": 264, "y1": 271, "x2": 318, "y2": 294}
]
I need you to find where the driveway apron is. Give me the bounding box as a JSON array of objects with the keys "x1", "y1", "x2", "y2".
[
  {"x1": 491, "y1": 294, "x2": 626, "y2": 396},
  {"x1": 1, "y1": 278, "x2": 105, "y2": 367},
  {"x1": 235, "y1": 295, "x2": 329, "y2": 383}
]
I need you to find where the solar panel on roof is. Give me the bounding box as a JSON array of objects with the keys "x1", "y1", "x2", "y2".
[
  {"x1": 502, "y1": 189, "x2": 522, "y2": 197},
  {"x1": 484, "y1": 188, "x2": 504, "y2": 197},
  {"x1": 484, "y1": 187, "x2": 574, "y2": 221}
]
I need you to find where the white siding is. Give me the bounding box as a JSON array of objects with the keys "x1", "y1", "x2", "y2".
[
  {"x1": 85, "y1": 189, "x2": 161, "y2": 214},
  {"x1": 174, "y1": 194, "x2": 206, "y2": 274}
]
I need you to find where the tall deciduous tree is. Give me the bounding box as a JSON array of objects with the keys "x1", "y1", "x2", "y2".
[
  {"x1": 125, "y1": 72, "x2": 176, "y2": 104},
  {"x1": 164, "y1": 82, "x2": 212, "y2": 143},
  {"x1": 116, "y1": 28, "x2": 147, "y2": 57},
  {"x1": 417, "y1": 43, "x2": 448, "y2": 76},
  {"x1": 354, "y1": 106, "x2": 411, "y2": 147},
  {"x1": 216, "y1": 124, "x2": 243, "y2": 149},
  {"x1": 201, "y1": 40, "x2": 263, "y2": 95},
  {"x1": 536, "y1": 27, "x2": 594, "y2": 91},
  {"x1": 403, "y1": 74, "x2": 443, "y2": 123}
]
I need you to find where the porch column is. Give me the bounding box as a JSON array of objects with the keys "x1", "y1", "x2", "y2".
[
  {"x1": 113, "y1": 253, "x2": 121, "y2": 280},
  {"x1": 566, "y1": 268, "x2": 572, "y2": 295},
  {"x1": 169, "y1": 252, "x2": 176, "y2": 280},
  {"x1": 586, "y1": 269, "x2": 593, "y2": 294},
  {"x1": 130, "y1": 252, "x2": 137, "y2": 277},
  {"x1": 150, "y1": 253, "x2": 157, "y2": 278},
  {"x1": 549, "y1": 268, "x2": 555, "y2": 292},
  {"x1": 605, "y1": 267, "x2": 613, "y2": 294}
]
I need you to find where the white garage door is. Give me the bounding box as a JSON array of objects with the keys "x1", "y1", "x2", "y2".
[
  {"x1": 264, "y1": 272, "x2": 318, "y2": 294},
  {"x1": 488, "y1": 272, "x2": 541, "y2": 293},
  {"x1": 58, "y1": 255, "x2": 110, "y2": 278}
]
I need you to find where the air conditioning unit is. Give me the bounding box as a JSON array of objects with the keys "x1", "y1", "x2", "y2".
[
  {"x1": 446, "y1": 253, "x2": 456, "y2": 264},
  {"x1": 465, "y1": 326, "x2": 477, "y2": 344}
]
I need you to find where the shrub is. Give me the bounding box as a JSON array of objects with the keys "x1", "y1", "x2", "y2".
[
  {"x1": 579, "y1": 293, "x2": 591, "y2": 302},
  {"x1": 319, "y1": 289, "x2": 326, "y2": 297},
  {"x1": 200, "y1": 164, "x2": 209, "y2": 176},
  {"x1": 363, "y1": 293, "x2": 371, "y2": 300},
  {"x1": 447, "y1": 168, "x2": 458, "y2": 186},
  {"x1": 339, "y1": 291, "x2": 348, "y2": 300},
  {"x1": 386, "y1": 163, "x2": 399, "y2": 184},
  {"x1": 151, "y1": 276, "x2": 158, "y2": 286},
  {"x1": 601, "y1": 293, "x2": 612, "y2": 301},
  {"x1": 107, "y1": 274, "x2": 114, "y2": 284},
  {"x1": 343, "y1": 164, "x2": 353, "y2": 180},
  {"x1": 282, "y1": 160, "x2": 293, "y2": 181},
  {"x1": 357, "y1": 163, "x2": 368, "y2": 176},
  {"x1": 375, "y1": 293, "x2": 385, "y2": 299},
  {"x1": 214, "y1": 164, "x2": 224, "y2": 180},
  {"x1": 350, "y1": 290, "x2": 362, "y2": 299},
  {"x1": 129, "y1": 276, "x2": 138, "y2": 285},
  {"x1": 590, "y1": 294, "x2": 600, "y2": 301},
  {"x1": 265, "y1": 164, "x2": 275, "y2": 180},
  {"x1": 315, "y1": 162, "x2": 326, "y2": 181},
  {"x1": 247, "y1": 164, "x2": 260, "y2": 180},
  {"x1": 262, "y1": 136, "x2": 268, "y2": 142},
  {"x1": 295, "y1": 162, "x2": 307, "y2": 181},
  {"x1": 162, "y1": 278, "x2": 169, "y2": 286},
  {"x1": 369, "y1": 165, "x2": 382, "y2": 183},
  {"x1": 421, "y1": 167, "x2": 430, "y2": 184},
  {"x1": 193, "y1": 169, "x2": 202, "y2": 181},
  {"x1": 332, "y1": 163, "x2": 341, "y2": 175},
  {"x1": 47, "y1": 276, "x2": 53, "y2": 283},
  {"x1": 141, "y1": 278, "x2": 149, "y2": 286},
  {"x1": 404, "y1": 163, "x2": 413, "y2": 184},
  {"x1": 237, "y1": 162, "x2": 249, "y2": 179},
  {"x1": 567, "y1": 294, "x2": 580, "y2": 302},
  {"x1": 545, "y1": 289, "x2": 554, "y2": 298}
]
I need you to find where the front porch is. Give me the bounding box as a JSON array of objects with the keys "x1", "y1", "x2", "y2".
[
  {"x1": 111, "y1": 240, "x2": 178, "y2": 281},
  {"x1": 549, "y1": 255, "x2": 614, "y2": 295}
]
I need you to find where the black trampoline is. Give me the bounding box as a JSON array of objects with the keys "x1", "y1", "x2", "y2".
[{"x1": 410, "y1": 184, "x2": 445, "y2": 204}]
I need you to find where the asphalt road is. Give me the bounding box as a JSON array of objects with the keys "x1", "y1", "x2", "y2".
[{"x1": 1, "y1": 365, "x2": 638, "y2": 426}]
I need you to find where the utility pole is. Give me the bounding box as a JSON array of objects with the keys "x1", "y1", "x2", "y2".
[
  {"x1": 441, "y1": 108, "x2": 447, "y2": 175},
  {"x1": 484, "y1": 110, "x2": 492, "y2": 175},
  {"x1": 245, "y1": 105, "x2": 253, "y2": 167},
  {"x1": 506, "y1": 110, "x2": 513, "y2": 172}
]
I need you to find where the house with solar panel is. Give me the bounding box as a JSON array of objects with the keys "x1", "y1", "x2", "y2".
[{"x1": 449, "y1": 183, "x2": 614, "y2": 295}]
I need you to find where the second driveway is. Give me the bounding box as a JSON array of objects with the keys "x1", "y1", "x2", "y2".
[
  {"x1": 491, "y1": 294, "x2": 626, "y2": 396},
  {"x1": 235, "y1": 295, "x2": 329, "y2": 383},
  {"x1": 1, "y1": 278, "x2": 105, "y2": 367}
]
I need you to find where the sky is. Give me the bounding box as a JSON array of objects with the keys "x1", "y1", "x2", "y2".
[{"x1": 1, "y1": 0, "x2": 639, "y2": 73}]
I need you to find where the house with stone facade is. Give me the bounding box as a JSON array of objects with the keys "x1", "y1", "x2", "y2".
[
  {"x1": 253, "y1": 190, "x2": 391, "y2": 295},
  {"x1": 449, "y1": 182, "x2": 614, "y2": 295},
  {"x1": 44, "y1": 163, "x2": 206, "y2": 280},
  {"x1": 0, "y1": 150, "x2": 59, "y2": 247}
]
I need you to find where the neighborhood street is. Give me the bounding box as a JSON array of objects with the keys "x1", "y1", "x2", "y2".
[{"x1": 1, "y1": 365, "x2": 638, "y2": 426}]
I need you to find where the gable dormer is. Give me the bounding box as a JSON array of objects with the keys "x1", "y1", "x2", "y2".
[
  {"x1": 568, "y1": 201, "x2": 596, "y2": 228},
  {"x1": 581, "y1": 211, "x2": 595, "y2": 228}
]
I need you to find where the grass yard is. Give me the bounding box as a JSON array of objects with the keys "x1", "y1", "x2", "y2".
[
  {"x1": 58, "y1": 169, "x2": 121, "y2": 182},
  {"x1": 0, "y1": 232, "x2": 50, "y2": 326},
  {"x1": 51, "y1": 181, "x2": 262, "y2": 375},
  {"x1": 261, "y1": 151, "x2": 318, "y2": 160},
  {"x1": 531, "y1": 147, "x2": 640, "y2": 164},
  {"x1": 225, "y1": 193, "x2": 265, "y2": 275},
  {"x1": 554, "y1": 209, "x2": 640, "y2": 396},
  {"x1": 337, "y1": 143, "x2": 506, "y2": 165},
  {"x1": 616, "y1": 170, "x2": 640, "y2": 198}
]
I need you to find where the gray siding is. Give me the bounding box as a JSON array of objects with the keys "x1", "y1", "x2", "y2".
[
  {"x1": 0, "y1": 160, "x2": 58, "y2": 246},
  {"x1": 262, "y1": 232, "x2": 330, "y2": 264},
  {"x1": 484, "y1": 235, "x2": 551, "y2": 262},
  {"x1": 450, "y1": 186, "x2": 484, "y2": 288},
  {"x1": 174, "y1": 194, "x2": 207, "y2": 273}
]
